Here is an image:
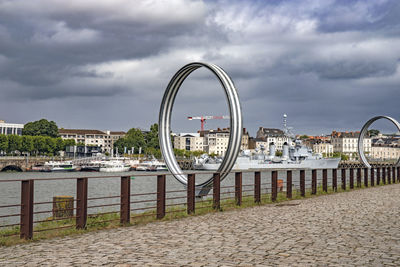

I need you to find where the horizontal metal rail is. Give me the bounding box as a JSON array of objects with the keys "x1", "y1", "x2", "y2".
[
  {"x1": 88, "y1": 195, "x2": 120, "y2": 201},
  {"x1": 87, "y1": 203, "x2": 120, "y2": 209}
]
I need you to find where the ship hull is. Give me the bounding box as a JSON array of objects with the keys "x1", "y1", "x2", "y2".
[{"x1": 194, "y1": 158, "x2": 340, "y2": 171}]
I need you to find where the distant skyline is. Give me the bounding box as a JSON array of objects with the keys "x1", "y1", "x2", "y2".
[{"x1": 1, "y1": 0, "x2": 400, "y2": 137}]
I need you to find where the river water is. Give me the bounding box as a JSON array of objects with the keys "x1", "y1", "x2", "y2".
[{"x1": 0, "y1": 169, "x2": 333, "y2": 226}]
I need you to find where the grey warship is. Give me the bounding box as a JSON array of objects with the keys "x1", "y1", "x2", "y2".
[{"x1": 194, "y1": 115, "x2": 340, "y2": 170}]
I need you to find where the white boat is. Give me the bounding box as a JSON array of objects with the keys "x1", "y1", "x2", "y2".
[
  {"x1": 136, "y1": 159, "x2": 168, "y2": 171},
  {"x1": 44, "y1": 161, "x2": 78, "y2": 172},
  {"x1": 99, "y1": 161, "x2": 131, "y2": 172}
]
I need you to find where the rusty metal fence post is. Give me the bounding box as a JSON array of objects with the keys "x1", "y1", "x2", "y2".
[
  {"x1": 255, "y1": 171, "x2": 261, "y2": 203},
  {"x1": 187, "y1": 174, "x2": 195, "y2": 214},
  {"x1": 300, "y1": 170, "x2": 305, "y2": 197},
  {"x1": 349, "y1": 168, "x2": 354, "y2": 189},
  {"x1": 341, "y1": 169, "x2": 346, "y2": 191},
  {"x1": 20, "y1": 179, "x2": 34, "y2": 239},
  {"x1": 156, "y1": 175, "x2": 165, "y2": 219},
  {"x1": 357, "y1": 168, "x2": 361, "y2": 188},
  {"x1": 370, "y1": 168, "x2": 375, "y2": 186},
  {"x1": 235, "y1": 172, "x2": 242, "y2": 206},
  {"x1": 322, "y1": 169, "x2": 327, "y2": 192},
  {"x1": 332, "y1": 169, "x2": 337, "y2": 192},
  {"x1": 213, "y1": 173, "x2": 220, "y2": 210},
  {"x1": 287, "y1": 170, "x2": 292, "y2": 199},
  {"x1": 392, "y1": 167, "x2": 396, "y2": 184},
  {"x1": 364, "y1": 168, "x2": 368, "y2": 187},
  {"x1": 382, "y1": 167, "x2": 386, "y2": 184},
  {"x1": 271, "y1": 171, "x2": 277, "y2": 202},
  {"x1": 76, "y1": 178, "x2": 88, "y2": 229},
  {"x1": 377, "y1": 167, "x2": 381, "y2": 185},
  {"x1": 397, "y1": 167, "x2": 400, "y2": 182},
  {"x1": 387, "y1": 167, "x2": 391, "y2": 184},
  {"x1": 311, "y1": 169, "x2": 317, "y2": 195},
  {"x1": 121, "y1": 176, "x2": 131, "y2": 224}
]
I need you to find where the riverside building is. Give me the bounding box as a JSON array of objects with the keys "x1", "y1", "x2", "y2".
[
  {"x1": 0, "y1": 120, "x2": 24, "y2": 136},
  {"x1": 256, "y1": 127, "x2": 291, "y2": 151},
  {"x1": 370, "y1": 137, "x2": 400, "y2": 160},
  {"x1": 58, "y1": 129, "x2": 126, "y2": 154},
  {"x1": 331, "y1": 131, "x2": 371, "y2": 159},
  {"x1": 173, "y1": 128, "x2": 249, "y2": 156}
]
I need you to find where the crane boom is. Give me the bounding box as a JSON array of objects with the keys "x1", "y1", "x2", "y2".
[{"x1": 187, "y1": 115, "x2": 230, "y2": 131}]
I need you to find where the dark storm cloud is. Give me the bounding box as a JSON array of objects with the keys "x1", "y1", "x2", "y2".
[{"x1": 0, "y1": 0, "x2": 399, "y2": 135}]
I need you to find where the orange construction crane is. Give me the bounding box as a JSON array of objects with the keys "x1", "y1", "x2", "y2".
[{"x1": 187, "y1": 115, "x2": 230, "y2": 131}]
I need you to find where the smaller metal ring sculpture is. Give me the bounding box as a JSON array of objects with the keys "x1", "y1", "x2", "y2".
[
  {"x1": 358, "y1": 116, "x2": 400, "y2": 168},
  {"x1": 159, "y1": 62, "x2": 243, "y2": 196}
]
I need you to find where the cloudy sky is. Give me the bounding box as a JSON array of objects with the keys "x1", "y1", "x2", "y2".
[{"x1": 0, "y1": 0, "x2": 399, "y2": 136}]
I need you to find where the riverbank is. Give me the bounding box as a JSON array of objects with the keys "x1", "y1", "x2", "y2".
[{"x1": 1, "y1": 183, "x2": 399, "y2": 265}]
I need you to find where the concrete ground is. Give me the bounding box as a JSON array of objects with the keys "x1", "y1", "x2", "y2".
[{"x1": 1, "y1": 184, "x2": 400, "y2": 266}]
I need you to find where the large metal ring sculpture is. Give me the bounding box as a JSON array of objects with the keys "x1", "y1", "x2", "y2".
[
  {"x1": 159, "y1": 62, "x2": 243, "y2": 196},
  {"x1": 358, "y1": 116, "x2": 400, "y2": 168}
]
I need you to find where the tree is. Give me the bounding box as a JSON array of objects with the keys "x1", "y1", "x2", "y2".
[
  {"x1": 0, "y1": 134, "x2": 8, "y2": 154},
  {"x1": 55, "y1": 138, "x2": 64, "y2": 152},
  {"x1": 21, "y1": 136, "x2": 34, "y2": 155},
  {"x1": 114, "y1": 128, "x2": 146, "y2": 154},
  {"x1": 7, "y1": 135, "x2": 21, "y2": 154},
  {"x1": 33, "y1": 136, "x2": 47, "y2": 155},
  {"x1": 23, "y1": 119, "x2": 58, "y2": 138},
  {"x1": 45, "y1": 137, "x2": 57, "y2": 155},
  {"x1": 145, "y1": 123, "x2": 159, "y2": 149},
  {"x1": 299, "y1": 135, "x2": 309, "y2": 140},
  {"x1": 368, "y1": 129, "x2": 380, "y2": 137},
  {"x1": 63, "y1": 139, "x2": 76, "y2": 149}
]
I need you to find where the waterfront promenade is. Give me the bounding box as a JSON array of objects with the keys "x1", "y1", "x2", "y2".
[{"x1": 1, "y1": 184, "x2": 400, "y2": 266}]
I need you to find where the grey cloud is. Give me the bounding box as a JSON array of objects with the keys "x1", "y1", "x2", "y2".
[{"x1": 0, "y1": 0, "x2": 399, "y2": 136}]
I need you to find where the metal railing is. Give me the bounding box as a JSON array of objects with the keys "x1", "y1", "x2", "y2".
[{"x1": 0, "y1": 166, "x2": 399, "y2": 240}]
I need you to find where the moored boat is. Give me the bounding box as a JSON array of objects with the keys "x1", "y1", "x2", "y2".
[{"x1": 99, "y1": 161, "x2": 130, "y2": 172}]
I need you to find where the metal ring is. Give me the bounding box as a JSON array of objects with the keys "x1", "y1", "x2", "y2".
[
  {"x1": 159, "y1": 62, "x2": 243, "y2": 196},
  {"x1": 358, "y1": 116, "x2": 400, "y2": 168}
]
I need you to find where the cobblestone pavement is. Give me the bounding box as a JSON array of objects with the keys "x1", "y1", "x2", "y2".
[{"x1": 1, "y1": 184, "x2": 400, "y2": 266}]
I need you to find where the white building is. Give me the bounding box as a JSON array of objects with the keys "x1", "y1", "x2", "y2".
[
  {"x1": 331, "y1": 131, "x2": 371, "y2": 159},
  {"x1": 370, "y1": 137, "x2": 400, "y2": 160},
  {"x1": 59, "y1": 129, "x2": 125, "y2": 153},
  {"x1": 0, "y1": 120, "x2": 24, "y2": 136},
  {"x1": 256, "y1": 127, "x2": 291, "y2": 151},
  {"x1": 174, "y1": 128, "x2": 249, "y2": 156},
  {"x1": 313, "y1": 143, "x2": 334, "y2": 157},
  {"x1": 173, "y1": 133, "x2": 204, "y2": 152}
]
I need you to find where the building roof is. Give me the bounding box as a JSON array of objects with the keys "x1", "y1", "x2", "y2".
[
  {"x1": 59, "y1": 129, "x2": 106, "y2": 135},
  {"x1": 257, "y1": 127, "x2": 284, "y2": 138},
  {"x1": 331, "y1": 131, "x2": 365, "y2": 138}
]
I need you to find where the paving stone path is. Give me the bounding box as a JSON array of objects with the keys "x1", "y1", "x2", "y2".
[{"x1": 1, "y1": 184, "x2": 400, "y2": 266}]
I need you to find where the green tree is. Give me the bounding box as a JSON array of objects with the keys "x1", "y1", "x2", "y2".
[
  {"x1": 299, "y1": 135, "x2": 309, "y2": 140},
  {"x1": 33, "y1": 136, "x2": 47, "y2": 155},
  {"x1": 23, "y1": 119, "x2": 58, "y2": 138},
  {"x1": 63, "y1": 139, "x2": 76, "y2": 149},
  {"x1": 341, "y1": 153, "x2": 349, "y2": 161},
  {"x1": 0, "y1": 134, "x2": 8, "y2": 154},
  {"x1": 145, "y1": 123, "x2": 159, "y2": 149},
  {"x1": 7, "y1": 135, "x2": 22, "y2": 154},
  {"x1": 115, "y1": 128, "x2": 146, "y2": 154},
  {"x1": 21, "y1": 136, "x2": 34, "y2": 154},
  {"x1": 45, "y1": 137, "x2": 57, "y2": 155},
  {"x1": 55, "y1": 137, "x2": 64, "y2": 152},
  {"x1": 367, "y1": 129, "x2": 380, "y2": 137}
]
